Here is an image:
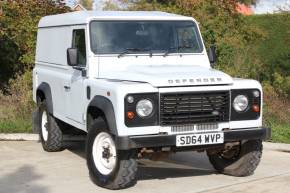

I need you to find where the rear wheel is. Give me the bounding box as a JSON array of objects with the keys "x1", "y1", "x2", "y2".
[
  {"x1": 207, "y1": 140, "x2": 262, "y2": 176},
  {"x1": 38, "y1": 100, "x2": 63, "y2": 152},
  {"x1": 86, "y1": 120, "x2": 137, "y2": 190}
]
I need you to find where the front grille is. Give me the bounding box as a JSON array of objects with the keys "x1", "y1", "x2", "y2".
[{"x1": 160, "y1": 91, "x2": 230, "y2": 126}]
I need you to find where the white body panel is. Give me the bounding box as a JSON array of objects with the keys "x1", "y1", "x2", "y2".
[
  {"x1": 33, "y1": 11, "x2": 263, "y2": 137},
  {"x1": 97, "y1": 57, "x2": 233, "y2": 87}
]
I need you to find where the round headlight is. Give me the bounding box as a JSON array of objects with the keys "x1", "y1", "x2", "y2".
[
  {"x1": 136, "y1": 99, "x2": 153, "y2": 117},
  {"x1": 233, "y1": 95, "x2": 249, "y2": 112}
]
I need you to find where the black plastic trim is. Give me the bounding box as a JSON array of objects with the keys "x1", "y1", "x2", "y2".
[
  {"x1": 86, "y1": 86, "x2": 91, "y2": 100},
  {"x1": 160, "y1": 91, "x2": 230, "y2": 126},
  {"x1": 124, "y1": 93, "x2": 159, "y2": 127},
  {"x1": 231, "y1": 89, "x2": 261, "y2": 121},
  {"x1": 88, "y1": 96, "x2": 118, "y2": 135},
  {"x1": 36, "y1": 82, "x2": 53, "y2": 114},
  {"x1": 32, "y1": 107, "x2": 40, "y2": 133},
  {"x1": 115, "y1": 127, "x2": 271, "y2": 150}
]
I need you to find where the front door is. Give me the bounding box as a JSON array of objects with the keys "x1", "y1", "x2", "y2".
[{"x1": 65, "y1": 27, "x2": 87, "y2": 124}]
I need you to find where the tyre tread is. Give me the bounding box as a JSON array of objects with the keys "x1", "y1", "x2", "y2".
[
  {"x1": 208, "y1": 140, "x2": 263, "y2": 177},
  {"x1": 38, "y1": 100, "x2": 63, "y2": 152}
]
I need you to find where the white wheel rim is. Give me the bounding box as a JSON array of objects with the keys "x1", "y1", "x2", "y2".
[
  {"x1": 41, "y1": 111, "x2": 48, "y2": 141},
  {"x1": 92, "y1": 132, "x2": 117, "y2": 175}
]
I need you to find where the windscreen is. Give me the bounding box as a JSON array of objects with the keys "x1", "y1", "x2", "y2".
[{"x1": 90, "y1": 21, "x2": 203, "y2": 54}]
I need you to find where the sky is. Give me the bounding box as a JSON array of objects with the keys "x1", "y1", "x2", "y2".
[
  {"x1": 253, "y1": 0, "x2": 290, "y2": 14},
  {"x1": 66, "y1": 0, "x2": 290, "y2": 13}
]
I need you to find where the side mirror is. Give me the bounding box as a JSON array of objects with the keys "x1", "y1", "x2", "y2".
[
  {"x1": 67, "y1": 48, "x2": 78, "y2": 66},
  {"x1": 208, "y1": 46, "x2": 217, "y2": 67}
]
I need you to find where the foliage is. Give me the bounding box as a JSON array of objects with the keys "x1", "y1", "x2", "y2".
[
  {"x1": 245, "y1": 14, "x2": 290, "y2": 97},
  {"x1": 263, "y1": 89, "x2": 290, "y2": 144},
  {"x1": 0, "y1": 1, "x2": 70, "y2": 132},
  {"x1": 78, "y1": 0, "x2": 93, "y2": 10},
  {"x1": 0, "y1": 0, "x2": 70, "y2": 89},
  {"x1": 0, "y1": 119, "x2": 32, "y2": 133}
]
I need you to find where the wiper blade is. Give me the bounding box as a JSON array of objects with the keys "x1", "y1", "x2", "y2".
[
  {"x1": 178, "y1": 45, "x2": 195, "y2": 49},
  {"x1": 118, "y1": 48, "x2": 149, "y2": 58},
  {"x1": 163, "y1": 45, "x2": 195, "y2": 57},
  {"x1": 163, "y1": 47, "x2": 178, "y2": 57}
]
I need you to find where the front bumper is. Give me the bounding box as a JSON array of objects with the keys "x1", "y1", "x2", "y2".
[{"x1": 116, "y1": 127, "x2": 271, "y2": 150}]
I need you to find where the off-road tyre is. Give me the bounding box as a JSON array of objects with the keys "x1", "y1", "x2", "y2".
[
  {"x1": 86, "y1": 120, "x2": 137, "y2": 190},
  {"x1": 38, "y1": 100, "x2": 64, "y2": 152},
  {"x1": 207, "y1": 140, "x2": 263, "y2": 177}
]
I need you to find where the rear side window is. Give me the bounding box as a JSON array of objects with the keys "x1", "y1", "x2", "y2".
[{"x1": 72, "y1": 29, "x2": 86, "y2": 66}]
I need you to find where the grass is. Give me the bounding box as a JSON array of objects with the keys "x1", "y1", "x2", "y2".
[
  {"x1": 271, "y1": 123, "x2": 290, "y2": 144},
  {"x1": 0, "y1": 119, "x2": 32, "y2": 133},
  {"x1": 266, "y1": 119, "x2": 290, "y2": 144}
]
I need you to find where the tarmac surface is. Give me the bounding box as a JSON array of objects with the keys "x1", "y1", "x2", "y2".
[{"x1": 0, "y1": 141, "x2": 290, "y2": 193}]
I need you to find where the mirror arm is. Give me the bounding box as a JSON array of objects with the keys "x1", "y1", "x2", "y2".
[
  {"x1": 73, "y1": 66, "x2": 87, "y2": 77},
  {"x1": 208, "y1": 45, "x2": 217, "y2": 67}
]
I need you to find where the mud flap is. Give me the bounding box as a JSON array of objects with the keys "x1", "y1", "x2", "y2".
[{"x1": 32, "y1": 107, "x2": 40, "y2": 133}]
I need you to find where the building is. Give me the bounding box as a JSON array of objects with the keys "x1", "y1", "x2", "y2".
[
  {"x1": 236, "y1": 3, "x2": 254, "y2": 15},
  {"x1": 72, "y1": 4, "x2": 87, "y2": 11}
]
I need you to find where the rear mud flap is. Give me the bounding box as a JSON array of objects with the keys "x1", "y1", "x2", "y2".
[{"x1": 32, "y1": 107, "x2": 40, "y2": 134}]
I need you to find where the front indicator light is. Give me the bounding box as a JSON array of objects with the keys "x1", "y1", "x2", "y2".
[
  {"x1": 252, "y1": 105, "x2": 260, "y2": 113},
  {"x1": 127, "y1": 111, "x2": 135, "y2": 119}
]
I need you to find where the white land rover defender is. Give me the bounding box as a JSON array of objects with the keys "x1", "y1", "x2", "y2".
[{"x1": 33, "y1": 11, "x2": 271, "y2": 189}]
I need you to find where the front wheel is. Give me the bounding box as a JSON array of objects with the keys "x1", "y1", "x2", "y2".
[
  {"x1": 86, "y1": 126, "x2": 137, "y2": 190},
  {"x1": 207, "y1": 140, "x2": 263, "y2": 177}
]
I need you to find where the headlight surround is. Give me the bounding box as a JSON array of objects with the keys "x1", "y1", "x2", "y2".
[
  {"x1": 124, "y1": 93, "x2": 159, "y2": 127},
  {"x1": 136, "y1": 99, "x2": 153, "y2": 117},
  {"x1": 230, "y1": 89, "x2": 261, "y2": 121},
  {"x1": 233, "y1": 95, "x2": 249, "y2": 112}
]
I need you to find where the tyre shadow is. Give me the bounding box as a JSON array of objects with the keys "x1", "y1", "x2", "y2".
[{"x1": 65, "y1": 141, "x2": 216, "y2": 181}]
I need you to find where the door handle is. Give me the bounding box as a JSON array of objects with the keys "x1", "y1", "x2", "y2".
[{"x1": 64, "y1": 86, "x2": 71, "y2": 90}]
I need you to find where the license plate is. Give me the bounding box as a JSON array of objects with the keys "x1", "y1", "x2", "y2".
[{"x1": 176, "y1": 132, "x2": 224, "y2": 147}]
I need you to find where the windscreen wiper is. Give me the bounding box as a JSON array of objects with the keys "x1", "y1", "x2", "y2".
[
  {"x1": 118, "y1": 48, "x2": 150, "y2": 58},
  {"x1": 163, "y1": 45, "x2": 195, "y2": 57},
  {"x1": 163, "y1": 47, "x2": 178, "y2": 57}
]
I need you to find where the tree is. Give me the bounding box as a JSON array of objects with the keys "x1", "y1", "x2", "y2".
[
  {"x1": 238, "y1": 0, "x2": 258, "y2": 5},
  {"x1": 0, "y1": 0, "x2": 70, "y2": 89},
  {"x1": 79, "y1": 0, "x2": 93, "y2": 10}
]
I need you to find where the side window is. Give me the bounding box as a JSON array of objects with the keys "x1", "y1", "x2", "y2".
[{"x1": 72, "y1": 29, "x2": 86, "y2": 66}]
